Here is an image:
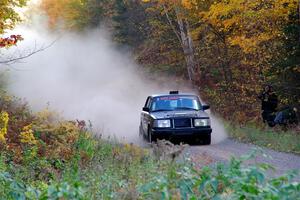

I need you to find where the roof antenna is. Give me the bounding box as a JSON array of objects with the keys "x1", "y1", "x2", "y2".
[{"x1": 169, "y1": 91, "x2": 179, "y2": 94}]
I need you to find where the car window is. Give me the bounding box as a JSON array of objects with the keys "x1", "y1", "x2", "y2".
[
  {"x1": 144, "y1": 96, "x2": 152, "y2": 108},
  {"x1": 150, "y1": 96, "x2": 201, "y2": 111},
  {"x1": 146, "y1": 97, "x2": 152, "y2": 108}
]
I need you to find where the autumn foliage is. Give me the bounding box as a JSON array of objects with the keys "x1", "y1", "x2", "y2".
[
  {"x1": 38, "y1": 0, "x2": 300, "y2": 124},
  {"x1": 0, "y1": 35, "x2": 23, "y2": 48},
  {"x1": 0, "y1": 0, "x2": 27, "y2": 48},
  {"x1": 4, "y1": 0, "x2": 300, "y2": 126},
  {"x1": 137, "y1": 0, "x2": 300, "y2": 124},
  {"x1": 0, "y1": 93, "x2": 88, "y2": 164},
  {"x1": 40, "y1": 0, "x2": 112, "y2": 30}
]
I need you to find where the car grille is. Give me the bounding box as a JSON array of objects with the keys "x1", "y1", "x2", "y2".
[{"x1": 174, "y1": 118, "x2": 191, "y2": 128}]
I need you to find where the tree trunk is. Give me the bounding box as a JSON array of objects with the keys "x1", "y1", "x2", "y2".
[
  {"x1": 163, "y1": 6, "x2": 197, "y2": 81},
  {"x1": 174, "y1": 9, "x2": 196, "y2": 81},
  {"x1": 299, "y1": 0, "x2": 300, "y2": 43}
]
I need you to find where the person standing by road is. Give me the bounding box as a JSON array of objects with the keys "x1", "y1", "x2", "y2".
[{"x1": 258, "y1": 85, "x2": 278, "y2": 125}]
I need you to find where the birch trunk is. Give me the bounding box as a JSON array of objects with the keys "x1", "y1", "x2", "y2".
[
  {"x1": 177, "y1": 17, "x2": 196, "y2": 81},
  {"x1": 175, "y1": 9, "x2": 196, "y2": 81},
  {"x1": 163, "y1": 6, "x2": 197, "y2": 81}
]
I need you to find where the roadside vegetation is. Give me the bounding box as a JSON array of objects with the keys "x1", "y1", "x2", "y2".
[
  {"x1": 0, "y1": 92, "x2": 299, "y2": 199},
  {"x1": 226, "y1": 123, "x2": 300, "y2": 155}
]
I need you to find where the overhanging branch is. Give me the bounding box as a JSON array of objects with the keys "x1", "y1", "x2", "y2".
[{"x1": 0, "y1": 39, "x2": 57, "y2": 66}]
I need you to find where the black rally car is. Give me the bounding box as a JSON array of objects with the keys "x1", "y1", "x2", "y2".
[{"x1": 139, "y1": 91, "x2": 212, "y2": 144}]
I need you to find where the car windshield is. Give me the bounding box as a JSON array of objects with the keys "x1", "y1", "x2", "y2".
[{"x1": 150, "y1": 96, "x2": 201, "y2": 112}]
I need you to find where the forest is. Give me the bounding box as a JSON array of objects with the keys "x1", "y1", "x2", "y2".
[
  {"x1": 37, "y1": 0, "x2": 300, "y2": 125},
  {"x1": 2, "y1": 0, "x2": 299, "y2": 124}
]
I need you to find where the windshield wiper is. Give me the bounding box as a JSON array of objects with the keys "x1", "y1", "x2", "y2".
[
  {"x1": 151, "y1": 109, "x2": 173, "y2": 112},
  {"x1": 175, "y1": 107, "x2": 199, "y2": 111}
]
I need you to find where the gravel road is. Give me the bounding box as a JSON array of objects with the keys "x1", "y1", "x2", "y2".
[{"x1": 184, "y1": 139, "x2": 300, "y2": 178}]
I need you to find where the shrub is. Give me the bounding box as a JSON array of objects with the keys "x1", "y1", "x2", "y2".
[
  {"x1": 139, "y1": 154, "x2": 300, "y2": 199},
  {"x1": 0, "y1": 111, "x2": 9, "y2": 144}
]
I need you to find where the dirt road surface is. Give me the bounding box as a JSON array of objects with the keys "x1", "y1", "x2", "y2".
[{"x1": 184, "y1": 139, "x2": 300, "y2": 178}]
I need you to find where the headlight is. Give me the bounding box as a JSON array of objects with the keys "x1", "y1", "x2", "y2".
[
  {"x1": 154, "y1": 119, "x2": 171, "y2": 128},
  {"x1": 194, "y1": 118, "x2": 210, "y2": 127}
]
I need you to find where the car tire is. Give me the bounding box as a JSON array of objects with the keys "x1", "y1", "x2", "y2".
[
  {"x1": 203, "y1": 135, "x2": 211, "y2": 145},
  {"x1": 148, "y1": 128, "x2": 157, "y2": 143}
]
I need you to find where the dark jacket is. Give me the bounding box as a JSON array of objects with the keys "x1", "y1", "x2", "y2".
[
  {"x1": 275, "y1": 106, "x2": 299, "y2": 125},
  {"x1": 258, "y1": 91, "x2": 278, "y2": 112}
]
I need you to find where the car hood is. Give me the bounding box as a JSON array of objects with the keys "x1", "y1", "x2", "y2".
[{"x1": 150, "y1": 110, "x2": 209, "y2": 119}]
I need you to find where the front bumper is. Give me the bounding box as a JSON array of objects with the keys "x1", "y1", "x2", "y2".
[{"x1": 152, "y1": 127, "x2": 212, "y2": 139}]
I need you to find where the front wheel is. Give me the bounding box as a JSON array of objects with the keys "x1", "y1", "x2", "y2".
[
  {"x1": 148, "y1": 128, "x2": 157, "y2": 143},
  {"x1": 203, "y1": 135, "x2": 211, "y2": 145}
]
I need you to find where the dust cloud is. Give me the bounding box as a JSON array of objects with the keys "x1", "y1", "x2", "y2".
[
  {"x1": 209, "y1": 114, "x2": 228, "y2": 144},
  {"x1": 3, "y1": 22, "x2": 227, "y2": 145}
]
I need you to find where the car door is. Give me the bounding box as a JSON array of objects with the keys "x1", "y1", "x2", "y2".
[{"x1": 141, "y1": 96, "x2": 152, "y2": 134}]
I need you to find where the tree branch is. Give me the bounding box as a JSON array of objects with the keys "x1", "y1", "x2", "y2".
[
  {"x1": 0, "y1": 39, "x2": 57, "y2": 66},
  {"x1": 162, "y1": 5, "x2": 183, "y2": 47}
]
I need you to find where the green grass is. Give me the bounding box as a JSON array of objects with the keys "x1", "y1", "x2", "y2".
[
  {"x1": 1, "y1": 134, "x2": 300, "y2": 199},
  {"x1": 0, "y1": 134, "x2": 171, "y2": 199},
  {"x1": 225, "y1": 123, "x2": 300, "y2": 154}
]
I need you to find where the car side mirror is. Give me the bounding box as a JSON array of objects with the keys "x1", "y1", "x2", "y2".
[
  {"x1": 143, "y1": 107, "x2": 150, "y2": 112},
  {"x1": 202, "y1": 105, "x2": 210, "y2": 110}
]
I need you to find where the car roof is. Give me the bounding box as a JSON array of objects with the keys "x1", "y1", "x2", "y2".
[{"x1": 150, "y1": 93, "x2": 198, "y2": 98}]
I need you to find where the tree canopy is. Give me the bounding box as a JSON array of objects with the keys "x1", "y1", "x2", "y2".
[
  {"x1": 38, "y1": 0, "x2": 300, "y2": 123},
  {"x1": 40, "y1": 0, "x2": 111, "y2": 30},
  {"x1": 0, "y1": 0, "x2": 27, "y2": 48}
]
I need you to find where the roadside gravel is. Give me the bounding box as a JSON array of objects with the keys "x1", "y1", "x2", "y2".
[{"x1": 185, "y1": 139, "x2": 300, "y2": 177}]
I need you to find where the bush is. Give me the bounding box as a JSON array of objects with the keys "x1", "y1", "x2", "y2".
[
  {"x1": 139, "y1": 154, "x2": 300, "y2": 199},
  {"x1": 1, "y1": 145, "x2": 299, "y2": 199},
  {"x1": 0, "y1": 170, "x2": 86, "y2": 200},
  {"x1": 226, "y1": 123, "x2": 300, "y2": 154}
]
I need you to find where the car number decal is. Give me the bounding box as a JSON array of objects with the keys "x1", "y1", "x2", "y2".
[{"x1": 159, "y1": 96, "x2": 179, "y2": 100}]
